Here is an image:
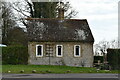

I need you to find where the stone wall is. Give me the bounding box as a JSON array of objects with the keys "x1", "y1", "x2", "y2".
[{"x1": 28, "y1": 42, "x2": 94, "y2": 67}]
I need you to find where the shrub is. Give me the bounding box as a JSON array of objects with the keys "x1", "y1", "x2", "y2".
[
  {"x1": 94, "y1": 56, "x2": 103, "y2": 63},
  {"x1": 2, "y1": 45, "x2": 28, "y2": 65}
]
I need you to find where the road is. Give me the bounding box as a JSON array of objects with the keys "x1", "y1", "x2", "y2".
[{"x1": 2, "y1": 73, "x2": 119, "y2": 80}]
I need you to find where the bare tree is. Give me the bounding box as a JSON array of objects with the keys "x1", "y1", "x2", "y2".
[
  {"x1": 0, "y1": 1, "x2": 3, "y2": 44},
  {"x1": 2, "y1": 2, "x2": 18, "y2": 45},
  {"x1": 109, "y1": 39, "x2": 118, "y2": 49},
  {"x1": 94, "y1": 39, "x2": 118, "y2": 64},
  {"x1": 95, "y1": 41, "x2": 109, "y2": 55},
  {"x1": 94, "y1": 40, "x2": 110, "y2": 65},
  {"x1": 11, "y1": 0, "x2": 78, "y2": 27}
]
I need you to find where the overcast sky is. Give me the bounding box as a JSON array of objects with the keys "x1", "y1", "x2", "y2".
[{"x1": 68, "y1": 0, "x2": 118, "y2": 44}]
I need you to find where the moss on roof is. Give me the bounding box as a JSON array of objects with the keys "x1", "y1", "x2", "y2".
[{"x1": 26, "y1": 18, "x2": 94, "y2": 42}]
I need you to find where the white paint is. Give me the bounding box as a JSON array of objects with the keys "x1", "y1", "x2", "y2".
[
  {"x1": 56, "y1": 45, "x2": 63, "y2": 57},
  {"x1": 36, "y1": 45, "x2": 43, "y2": 57},
  {"x1": 0, "y1": 44, "x2": 7, "y2": 47},
  {"x1": 74, "y1": 45, "x2": 81, "y2": 57}
]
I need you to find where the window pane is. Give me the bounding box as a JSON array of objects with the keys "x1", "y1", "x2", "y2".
[
  {"x1": 58, "y1": 46, "x2": 61, "y2": 55},
  {"x1": 76, "y1": 46, "x2": 79, "y2": 55},
  {"x1": 37, "y1": 46, "x2": 42, "y2": 55}
]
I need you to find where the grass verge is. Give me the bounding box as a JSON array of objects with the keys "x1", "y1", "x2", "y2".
[{"x1": 2, "y1": 65, "x2": 118, "y2": 74}]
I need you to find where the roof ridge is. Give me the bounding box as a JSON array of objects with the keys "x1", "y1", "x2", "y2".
[{"x1": 25, "y1": 18, "x2": 87, "y2": 21}]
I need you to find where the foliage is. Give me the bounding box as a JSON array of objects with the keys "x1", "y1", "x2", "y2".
[
  {"x1": 32, "y1": 2, "x2": 58, "y2": 18},
  {"x1": 100, "y1": 64, "x2": 110, "y2": 70},
  {"x1": 107, "y1": 49, "x2": 120, "y2": 70},
  {"x1": 2, "y1": 45, "x2": 28, "y2": 65},
  {"x1": 13, "y1": 1, "x2": 77, "y2": 18},
  {"x1": 2, "y1": 2, "x2": 27, "y2": 46},
  {"x1": 2, "y1": 65, "x2": 118, "y2": 74},
  {"x1": 94, "y1": 56, "x2": 103, "y2": 63},
  {"x1": 94, "y1": 39, "x2": 118, "y2": 66},
  {"x1": 12, "y1": 1, "x2": 78, "y2": 27},
  {"x1": 29, "y1": 2, "x2": 77, "y2": 19},
  {"x1": 7, "y1": 27, "x2": 28, "y2": 46}
]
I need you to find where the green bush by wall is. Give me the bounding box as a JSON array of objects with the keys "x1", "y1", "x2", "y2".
[
  {"x1": 2, "y1": 45, "x2": 28, "y2": 65},
  {"x1": 107, "y1": 49, "x2": 120, "y2": 70},
  {"x1": 94, "y1": 56, "x2": 103, "y2": 63}
]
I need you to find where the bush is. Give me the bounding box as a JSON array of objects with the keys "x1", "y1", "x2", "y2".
[
  {"x1": 2, "y1": 45, "x2": 28, "y2": 65},
  {"x1": 94, "y1": 56, "x2": 103, "y2": 63},
  {"x1": 107, "y1": 49, "x2": 120, "y2": 70},
  {"x1": 100, "y1": 64, "x2": 110, "y2": 70}
]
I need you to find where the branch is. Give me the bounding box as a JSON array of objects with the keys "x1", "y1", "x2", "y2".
[
  {"x1": 21, "y1": 19, "x2": 28, "y2": 28},
  {"x1": 12, "y1": 3, "x2": 30, "y2": 17},
  {"x1": 24, "y1": 0, "x2": 34, "y2": 17}
]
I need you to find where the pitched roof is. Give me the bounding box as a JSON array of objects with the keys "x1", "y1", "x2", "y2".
[{"x1": 26, "y1": 18, "x2": 94, "y2": 42}]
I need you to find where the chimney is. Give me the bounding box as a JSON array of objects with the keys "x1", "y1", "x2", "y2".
[{"x1": 58, "y1": 2, "x2": 64, "y2": 19}]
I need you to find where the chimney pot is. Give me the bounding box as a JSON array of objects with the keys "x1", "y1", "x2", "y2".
[
  {"x1": 58, "y1": 2, "x2": 64, "y2": 19},
  {"x1": 58, "y1": 8, "x2": 64, "y2": 19}
]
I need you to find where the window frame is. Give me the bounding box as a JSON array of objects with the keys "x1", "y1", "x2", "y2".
[
  {"x1": 36, "y1": 45, "x2": 43, "y2": 57},
  {"x1": 56, "y1": 45, "x2": 63, "y2": 57},
  {"x1": 74, "y1": 45, "x2": 81, "y2": 57}
]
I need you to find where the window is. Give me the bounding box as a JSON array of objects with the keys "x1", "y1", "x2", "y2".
[
  {"x1": 56, "y1": 45, "x2": 63, "y2": 57},
  {"x1": 74, "y1": 45, "x2": 81, "y2": 57},
  {"x1": 36, "y1": 45, "x2": 43, "y2": 57}
]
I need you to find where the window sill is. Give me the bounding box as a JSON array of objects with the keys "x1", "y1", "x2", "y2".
[
  {"x1": 74, "y1": 55, "x2": 81, "y2": 57},
  {"x1": 56, "y1": 56, "x2": 63, "y2": 57},
  {"x1": 36, "y1": 56, "x2": 43, "y2": 57}
]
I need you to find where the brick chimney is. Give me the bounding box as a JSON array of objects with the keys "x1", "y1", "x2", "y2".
[{"x1": 58, "y1": 2, "x2": 64, "y2": 19}]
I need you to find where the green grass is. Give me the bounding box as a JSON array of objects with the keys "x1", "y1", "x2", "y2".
[{"x1": 2, "y1": 65, "x2": 118, "y2": 74}]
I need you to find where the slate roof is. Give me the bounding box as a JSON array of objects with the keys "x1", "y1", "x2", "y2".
[{"x1": 26, "y1": 18, "x2": 94, "y2": 42}]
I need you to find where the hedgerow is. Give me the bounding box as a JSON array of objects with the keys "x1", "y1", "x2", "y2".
[
  {"x1": 107, "y1": 49, "x2": 120, "y2": 70},
  {"x1": 2, "y1": 45, "x2": 28, "y2": 65}
]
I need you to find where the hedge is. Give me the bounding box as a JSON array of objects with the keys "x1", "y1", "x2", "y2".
[
  {"x1": 107, "y1": 49, "x2": 120, "y2": 70},
  {"x1": 2, "y1": 45, "x2": 28, "y2": 65}
]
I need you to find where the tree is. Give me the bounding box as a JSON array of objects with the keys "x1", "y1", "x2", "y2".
[
  {"x1": 30, "y1": 1, "x2": 77, "y2": 18},
  {"x1": 94, "y1": 41, "x2": 109, "y2": 55},
  {"x1": 12, "y1": 0, "x2": 78, "y2": 27},
  {"x1": 94, "y1": 39, "x2": 118, "y2": 64},
  {"x1": 109, "y1": 39, "x2": 118, "y2": 49},
  {"x1": 0, "y1": 1, "x2": 3, "y2": 44},
  {"x1": 7, "y1": 27, "x2": 28, "y2": 46},
  {"x1": 2, "y1": 1, "x2": 77, "y2": 45},
  {"x1": 2, "y1": 2, "x2": 18, "y2": 45},
  {"x1": 13, "y1": 0, "x2": 77, "y2": 18},
  {"x1": 31, "y1": 2, "x2": 58, "y2": 18},
  {"x1": 2, "y1": 2, "x2": 28, "y2": 46}
]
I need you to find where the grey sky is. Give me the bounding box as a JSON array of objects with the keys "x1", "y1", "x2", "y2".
[{"x1": 68, "y1": 0, "x2": 118, "y2": 44}]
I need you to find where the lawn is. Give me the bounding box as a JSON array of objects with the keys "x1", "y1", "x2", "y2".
[{"x1": 2, "y1": 65, "x2": 118, "y2": 74}]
